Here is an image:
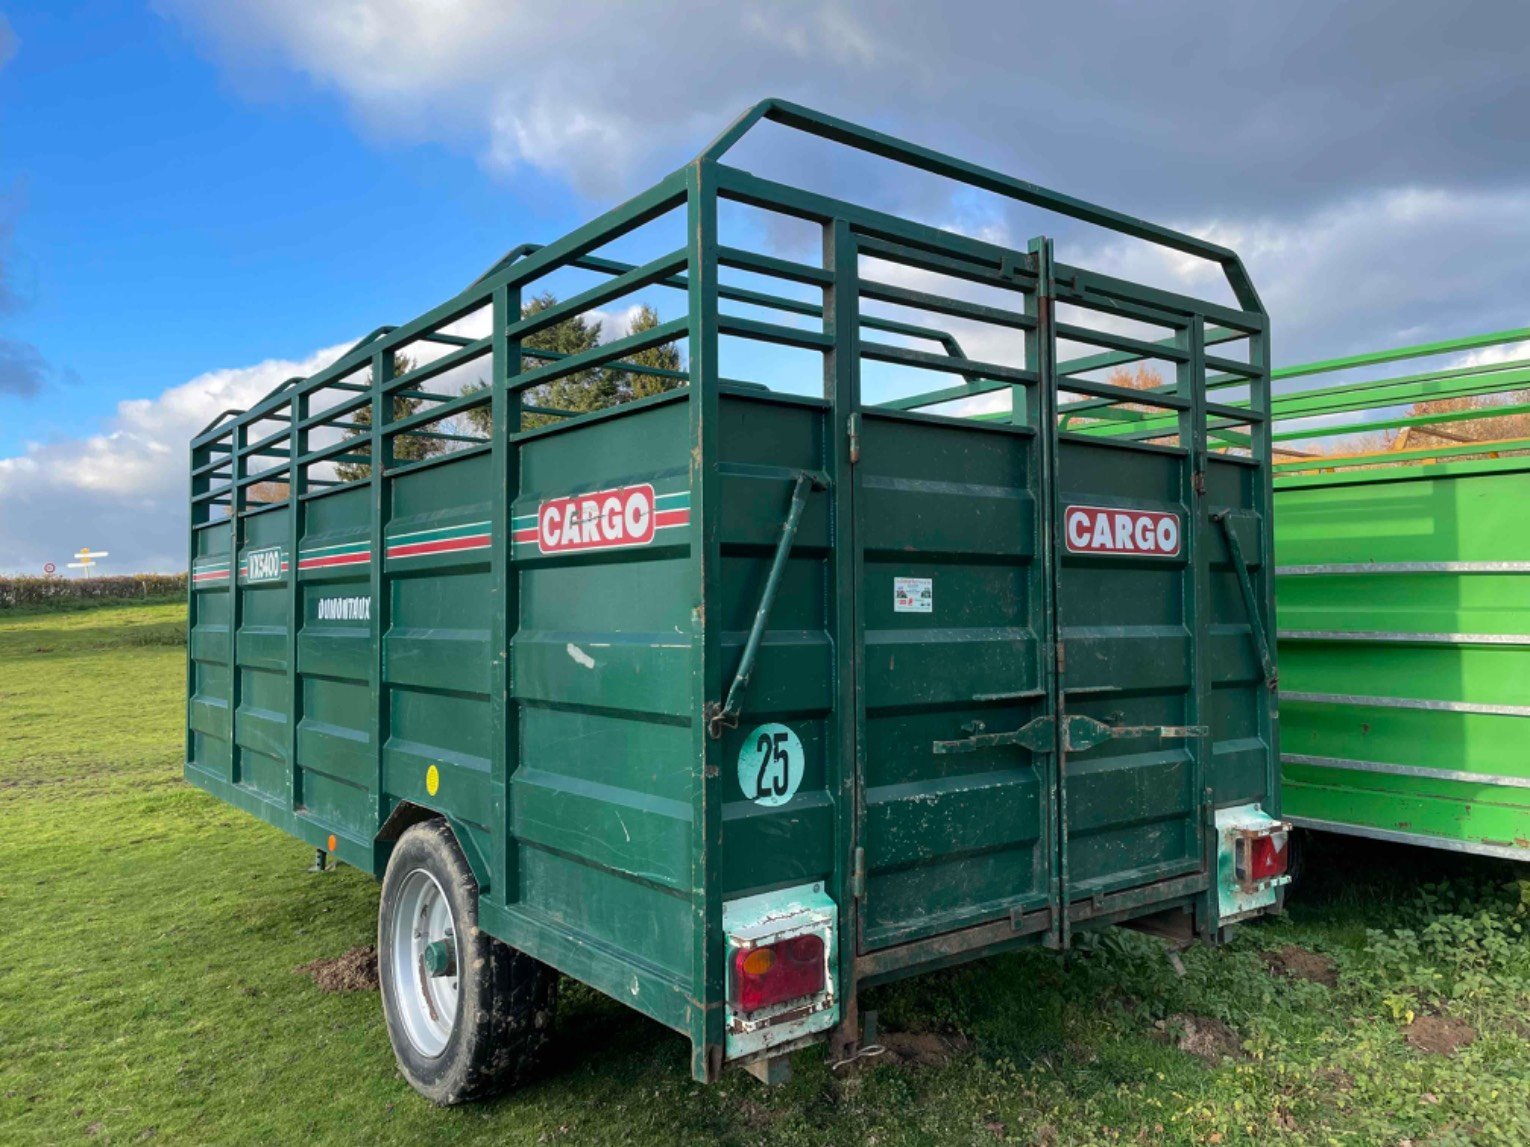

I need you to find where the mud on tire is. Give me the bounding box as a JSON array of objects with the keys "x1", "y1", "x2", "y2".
[{"x1": 378, "y1": 820, "x2": 557, "y2": 1104}]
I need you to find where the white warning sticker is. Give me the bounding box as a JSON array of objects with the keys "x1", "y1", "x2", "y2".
[{"x1": 894, "y1": 576, "x2": 933, "y2": 613}]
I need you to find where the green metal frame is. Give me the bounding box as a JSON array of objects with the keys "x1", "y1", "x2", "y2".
[
  {"x1": 188, "y1": 99, "x2": 1274, "y2": 1081},
  {"x1": 1267, "y1": 325, "x2": 1530, "y2": 862}
]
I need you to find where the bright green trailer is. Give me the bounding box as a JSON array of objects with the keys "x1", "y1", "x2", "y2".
[
  {"x1": 185, "y1": 101, "x2": 1286, "y2": 1102},
  {"x1": 1268, "y1": 328, "x2": 1530, "y2": 861}
]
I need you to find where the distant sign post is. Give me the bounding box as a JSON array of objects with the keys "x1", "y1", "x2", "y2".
[
  {"x1": 67, "y1": 548, "x2": 109, "y2": 577},
  {"x1": 43, "y1": 562, "x2": 56, "y2": 575}
]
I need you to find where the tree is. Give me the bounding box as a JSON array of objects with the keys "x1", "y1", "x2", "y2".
[
  {"x1": 333, "y1": 354, "x2": 439, "y2": 482},
  {"x1": 611, "y1": 304, "x2": 683, "y2": 401},
  {"x1": 461, "y1": 296, "x2": 683, "y2": 434}
]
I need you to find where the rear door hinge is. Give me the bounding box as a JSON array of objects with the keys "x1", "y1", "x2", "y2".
[
  {"x1": 1192, "y1": 470, "x2": 1207, "y2": 496},
  {"x1": 1055, "y1": 641, "x2": 1066, "y2": 674},
  {"x1": 847, "y1": 412, "x2": 861, "y2": 465},
  {"x1": 851, "y1": 846, "x2": 866, "y2": 899}
]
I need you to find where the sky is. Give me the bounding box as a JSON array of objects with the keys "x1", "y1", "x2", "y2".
[{"x1": 1, "y1": 1, "x2": 1528, "y2": 573}]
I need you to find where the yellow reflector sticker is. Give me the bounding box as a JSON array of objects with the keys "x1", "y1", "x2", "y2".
[{"x1": 426, "y1": 765, "x2": 440, "y2": 797}]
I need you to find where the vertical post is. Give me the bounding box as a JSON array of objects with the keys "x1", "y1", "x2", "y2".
[
  {"x1": 489, "y1": 281, "x2": 524, "y2": 909},
  {"x1": 1251, "y1": 321, "x2": 1279, "y2": 819},
  {"x1": 685, "y1": 159, "x2": 725, "y2": 1083},
  {"x1": 227, "y1": 421, "x2": 246, "y2": 785},
  {"x1": 1028, "y1": 235, "x2": 1067, "y2": 950},
  {"x1": 184, "y1": 443, "x2": 200, "y2": 779},
  {"x1": 823, "y1": 219, "x2": 862, "y2": 1053},
  {"x1": 287, "y1": 393, "x2": 304, "y2": 813},
  {"x1": 1182, "y1": 316, "x2": 1216, "y2": 939},
  {"x1": 369, "y1": 349, "x2": 393, "y2": 843}
]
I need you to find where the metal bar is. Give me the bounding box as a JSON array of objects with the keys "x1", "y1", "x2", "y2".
[
  {"x1": 571, "y1": 249, "x2": 972, "y2": 362},
  {"x1": 1274, "y1": 452, "x2": 1530, "y2": 489},
  {"x1": 823, "y1": 216, "x2": 863, "y2": 1059},
  {"x1": 490, "y1": 274, "x2": 521, "y2": 920},
  {"x1": 1055, "y1": 325, "x2": 1246, "y2": 418},
  {"x1": 1282, "y1": 754, "x2": 1530, "y2": 790},
  {"x1": 879, "y1": 382, "x2": 1004, "y2": 413},
  {"x1": 1056, "y1": 264, "x2": 1263, "y2": 334},
  {"x1": 855, "y1": 233, "x2": 1036, "y2": 291},
  {"x1": 685, "y1": 160, "x2": 726, "y2": 1084},
  {"x1": 500, "y1": 318, "x2": 690, "y2": 398},
  {"x1": 1273, "y1": 434, "x2": 1530, "y2": 472},
  {"x1": 698, "y1": 98, "x2": 1264, "y2": 312},
  {"x1": 1280, "y1": 691, "x2": 1530, "y2": 718},
  {"x1": 1269, "y1": 363, "x2": 1530, "y2": 422},
  {"x1": 1032, "y1": 235, "x2": 1068, "y2": 951},
  {"x1": 1271, "y1": 398, "x2": 1530, "y2": 443},
  {"x1": 718, "y1": 245, "x2": 832, "y2": 286},
  {"x1": 1054, "y1": 320, "x2": 1189, "y2": 364},
  {"x1": 368, "y1": 347, "x2": 392, "y2": 838},
  {"x1": 1212, "y1": 511, "x2": 1277, "y2": 688},
  {"x1": 860, "y1": 277, "x2": 1033, "y2": 331},
  {"x1": 506, "y1": 249, "x2": 688, "y2": 344},
  {"x1": 1184, "y1": 314, "x2": 1217, "y2": 941},
  {"x1": 1279, "y1": 629, "x2": 1530, "y2": 646},
  {"x1": 1271, "y1": 324, "x2": 1530, "y2": 382},
  {"x1": 716, "y1": 313, "x2": 834, "y2": 351},
  {"x1": 711, "y1": 471, "x2": 826, "y2": 736},
  {"x1": 1203, "y1": 354, "x2": 1259, "y2": 379},
  {"x1": 1286, "y1": 817, "x2": 1530, "y2": 861},
  {"x1": 1276, "y1": 561, "x2": 1530, "y2": 575},
  {"x1": 860, "y1": 340, "x2": 1037, "y2": 386},
  {"x1": 192, "y1": 172, "x2": 688, "y2": 448}
]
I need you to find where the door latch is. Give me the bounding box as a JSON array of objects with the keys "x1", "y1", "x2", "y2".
[
  {"x1": 933, "y1": 714, "x2": 1207, "y2": 755},
  {"x1": 932, "y1": 714, "x2": 1055, "y2": 754},
  {"x1": 1061, "y1": 715, "x2": 1208, "y2": 753}
]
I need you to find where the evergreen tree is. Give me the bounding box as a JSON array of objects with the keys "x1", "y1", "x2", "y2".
[
  {"x1": 461, "y1": 296, "x2": 683, "y2": 434},
  {"x1": 611, "y1": 304, "x2": 683, "y2": 401},
  {"x1": 334, "y1": 354, "x2": 437, "y2": 482}
]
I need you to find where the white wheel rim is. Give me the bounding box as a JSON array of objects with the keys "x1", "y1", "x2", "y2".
[{"x1": 390, "y1": 868, "x2": 459, "y2": 1059}]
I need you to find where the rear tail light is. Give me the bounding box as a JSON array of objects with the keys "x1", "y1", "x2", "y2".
[
  {"x1": 732, "y1": 933, "x2": 826, "y2": 1014},
  {"x1": 1236, "y1": 827, "x2": 1289, "y2": 888}
]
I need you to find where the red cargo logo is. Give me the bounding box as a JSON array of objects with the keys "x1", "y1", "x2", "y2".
[
  {"x1": 1065, "y1": 505, "x2": 1180, "y2": 557},
  {"x1": 538, "y1": 484, "x2": 656, "y2": 554}
]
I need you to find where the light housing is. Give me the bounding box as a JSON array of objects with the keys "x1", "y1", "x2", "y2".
[
  {"x1": 731, "y1": 933, "x2": 826, "y2": 1014},
  {"x1": 1235, "y1": 826, "x2": 1289, "y2": 889}
]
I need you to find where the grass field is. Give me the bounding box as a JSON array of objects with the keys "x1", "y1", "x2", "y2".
[{"x1": 2, "y1": 598, "x2": 1528, "y2": 1145}]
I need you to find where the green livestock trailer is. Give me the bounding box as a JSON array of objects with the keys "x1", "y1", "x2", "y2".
[
  {"x1": 185, "y1": 101, "x2": 1288, "y2": 1103},
  {"x1": 1270, "y1": 328, "x2": 1530, "y2": 862}
]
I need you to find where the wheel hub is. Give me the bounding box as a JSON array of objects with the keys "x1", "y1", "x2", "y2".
[{"x1": 389, "y1": 868, "x2": 460, "y2": 1058}]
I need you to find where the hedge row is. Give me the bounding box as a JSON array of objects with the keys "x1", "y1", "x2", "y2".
[{"x1": 0, "y1": 573, "x2": 188, "y2": 608}]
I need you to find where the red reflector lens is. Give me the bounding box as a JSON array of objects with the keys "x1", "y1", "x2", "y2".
[
  {"x1": 1248, "y1": 830, "x2": 1288, "y2": 881},
  {"x1": 732, "y1": 933, "x2": 826, "y2": 1013}
]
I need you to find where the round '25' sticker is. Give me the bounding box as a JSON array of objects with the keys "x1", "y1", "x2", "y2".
[{"x1": 738, "y1": 723, "x2": 804, "y2": 807}]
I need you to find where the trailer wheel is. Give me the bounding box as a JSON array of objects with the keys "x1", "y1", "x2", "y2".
[{"x1": 378, "y1": 820, "x2": 557, "y2": 1104}]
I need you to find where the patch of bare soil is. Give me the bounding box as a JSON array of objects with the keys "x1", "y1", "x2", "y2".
[
  {"x1": 1161, "y1": 1013, "x2": 1243, "y2": 1063},
  {"x1": 1404, "y1": 1013, "x2": 1476, "y2": 1056},
  {"x1": 878, "y1": 1029, "x2": 970, "y2": 1068},
  {"x1": 1262, "y1": 944, "x2": 1339, "y2": 988},
  {"x1": 295, "y1": 945, "x2": 378, "y2": 993}
]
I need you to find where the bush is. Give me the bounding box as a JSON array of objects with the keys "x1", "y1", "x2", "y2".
[{"x1": 0, "y1": 573, "x2": 188, "y2": 608}]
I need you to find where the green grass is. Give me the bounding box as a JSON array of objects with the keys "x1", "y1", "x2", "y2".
[{"x1": 2, "y1": 599, "x2": 1528, "y2": 1145}]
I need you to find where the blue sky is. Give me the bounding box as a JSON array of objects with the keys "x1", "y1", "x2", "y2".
[
  {"x1": 2, "y1": 2, "x2": 1528, "y2": 572},
  {"x1": 0, "y1": 2, "x2": 594, "y2": 455}
]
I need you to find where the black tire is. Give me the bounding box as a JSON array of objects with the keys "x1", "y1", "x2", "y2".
[{"x1": 377, "y1": 820, "x2": 557, "y2": 1104}]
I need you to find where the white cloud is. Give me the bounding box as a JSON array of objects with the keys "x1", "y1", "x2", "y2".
[
  {"x1": 154, "y1": 0, "x2": 895, "y2": 198},
  {"x1": 0, "y1": 344, "x2": 347, "y2": 574},
  {"x1": 1075, "y1": 186, "x2": 1530, "y2": 366}
]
